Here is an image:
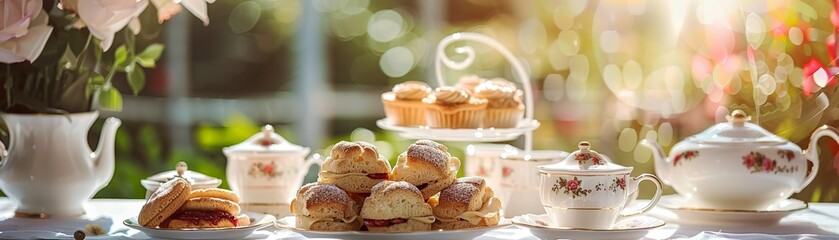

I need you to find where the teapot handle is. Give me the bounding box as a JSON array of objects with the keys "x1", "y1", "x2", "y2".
[
  {"x1": 0, "y1": 140, "x2": 5, "y2": 164},
  {"x1": 799, "y1": 125, "x2": 839, "y2": 192},
  {"x1": 300, "y1": 153, "x2": 324, "y2": 182}
]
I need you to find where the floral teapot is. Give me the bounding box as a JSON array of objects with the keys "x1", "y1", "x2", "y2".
[
  {"x1": 224, "y1": 125, "x2": 322, "y2": 215},
  {"x1": 641, "y1": 110, "x2": 839, "y2": 210}
]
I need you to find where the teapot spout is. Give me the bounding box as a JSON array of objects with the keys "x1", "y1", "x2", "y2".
[
  {"x1": 92, "y1": 117, "x2": 122, "y2": 191},
  {"x1": 639, "y1": 139, "x2": 671, "y2": 185},
  {"x1": 799, "y1": 125, "x2": 839, "y2": 192}
]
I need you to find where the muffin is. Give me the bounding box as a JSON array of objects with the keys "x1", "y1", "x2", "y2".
[
  {"x1": 390, "y1": 140, "x2": 460, "y2": 200},
  {"x1": 428, "y1": 177, "x2": 501, "y2": 230},
  {"x1": 382, "y1": 81, "x2": 432, "y2": 126},
  {"x1": 455, "y1": 74, "x2": 486, "y2": 95},
  {"x1": 473, "y1": 79, "x2": 523, "y2": 128},
  {"x1": 422, "y1": 87, "x2": 488, "y2": 129}
]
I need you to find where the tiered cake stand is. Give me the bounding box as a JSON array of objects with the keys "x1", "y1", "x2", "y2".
[{"x1": 376, "y1": 32, "x2": 539, "y2": 152}]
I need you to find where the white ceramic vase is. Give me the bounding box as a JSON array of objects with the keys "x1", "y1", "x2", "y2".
[{"x1": 0, "y1": 111, "x2": 121, "y2": 217}]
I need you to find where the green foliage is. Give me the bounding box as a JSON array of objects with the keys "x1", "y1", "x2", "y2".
[{"x1": 2, "y1": 6, "x2": 165, "y2": 114}]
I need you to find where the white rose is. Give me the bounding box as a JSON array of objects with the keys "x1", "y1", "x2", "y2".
[
  {"x1": 151, "y1": 0, "x2": 213, "y2": 25},
  {"x1": 77, "y1": 0, "x2": 148, "y2": 51},
  {"x1": 0, "y1": 0, "x2": 54, "y2": 63}
]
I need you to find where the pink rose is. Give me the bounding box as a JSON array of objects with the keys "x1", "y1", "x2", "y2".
[
  {"x1": 0, "y1": 0, "x2": 53, "y2": 63},
  {"x1": 743, "y1": 154, "x2": 756, "y2": 169},
  {"x1": 263, "y1": 163, "x2": 275, "y2": 175},
  {"x1": 763, "y1": 159, "x2": 774, "y2": 172},
  {"x1": 567, "y1": 179, "x2": 580, "y2": 190},
  {"x1": 151, "y1": 0, "x2": 212, "y2": 25},
  {"x1": 618, "y1": 177, "x2": 626, "y2": 189},
  {"x1": 77, "y1": 0, "x2": 149, "y2": 50}
]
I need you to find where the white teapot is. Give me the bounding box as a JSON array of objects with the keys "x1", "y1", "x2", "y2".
[
  {"x1": 224, "y1": 125, "x2": 322, "y2": 215},
  {"x1": 641, "y1": 110, "x2": 839, "y2": 210}
]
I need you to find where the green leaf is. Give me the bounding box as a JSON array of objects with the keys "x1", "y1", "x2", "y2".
[
  {"x1": 135, "y1": 56, "x2": 156, "y2": 68},
  {"x1": 127, "y1": 63, "x2": 146, "y2": 95},
  {"x1": 114, "y1": 45, "x2": 128, "y2": 70},
  {"x1": 98, "y1": 87, "x2": 123, "y2": 112},
  {"x1": 85, "y1": 71, "x2": 105, "y2": 97},
  {"x1": 136, "y1": 44, "x2": 164, "y2": 66}
]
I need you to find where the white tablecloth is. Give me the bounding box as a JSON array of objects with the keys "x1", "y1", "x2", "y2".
[{"x1": 0, "y1": 198, "x2": 837, "y2": 239}]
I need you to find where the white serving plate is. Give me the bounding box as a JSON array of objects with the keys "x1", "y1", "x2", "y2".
[
  {"x1": 376, "y1": 118, "x2": 539, "y2": 142},
  {"x1": 124, "y1": 212, "x2": 275, "y2": 239},
  {"x1": 275, "y1": 215, "x2": 511, "y2": 240}
]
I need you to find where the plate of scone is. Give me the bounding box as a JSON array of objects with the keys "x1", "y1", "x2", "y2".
[
  {"x1": 125, "y1": 178, "x2": 275, "y2": 239},
  {"x1": 274, "y1": 140, "x2": 511, "y2": 240}
]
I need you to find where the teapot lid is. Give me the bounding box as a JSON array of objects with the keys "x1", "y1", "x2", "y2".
[
  {"x1": 536, "y1": 141, "x2": 632, "y2": 175},
  {"x1": 687, "y1": 110, "x2": 787, "y2": 145},
  {"x1": 142, "y1": 162, "x2": 221, "y2": 188},
  {"x1": 223, "y1": 125, "x2": 310, "y2": 155}
]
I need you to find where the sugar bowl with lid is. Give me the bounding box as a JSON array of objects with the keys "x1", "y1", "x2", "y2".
[
  {"x1": 224, "y1": 125, "x2": 322, "y2": 215},
  {"x1": 141, "y1": 162, "x2": 221, "y2": 199},
  {"x1": 641, "y1": 110, "x2": 839, "y2": 210},
  {"x1": 537, "y1": 141, "x2": 663, "y2": 229}
]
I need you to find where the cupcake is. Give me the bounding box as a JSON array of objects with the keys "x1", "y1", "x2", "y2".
[
  {"x1": 473, "y1": 80, "x2": 524, "y2": 128},
  {"x1": 382, "y1": 81, "x2": 432, "y2": 126},
  {"x1": 454, "y1": 75, "x2": 486, "y2": 95},
  {"x1": 422, "y1": 87, "x2": 487, "y2": 129}
]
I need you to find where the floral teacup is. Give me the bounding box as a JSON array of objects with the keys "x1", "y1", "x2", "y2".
[{"x1": 537, "y1": 141, "x2": 663, "y2": 229}]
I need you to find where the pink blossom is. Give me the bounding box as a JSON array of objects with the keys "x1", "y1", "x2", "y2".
[
  {"x1": 743, "y1": 154, "x2": 756, "y2": 169},
  {"x1": 567, "y1": 179, "x2": 580, "y2": 190},
  {"x1": 763, "y1": 160, "x2": 774, "y2": 172}
]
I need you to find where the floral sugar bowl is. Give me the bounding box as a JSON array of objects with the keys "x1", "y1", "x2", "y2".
[
  {"x1": 224, "y1": 125, "x2": 323, "y2": 216},
  {"x1": 537, "y1": 141, "x2": 663, "y2": 229},
  {"x1": 641, "y1": 110, "x2": 839, "y2": 210},
  {"x1": 141, "y1": 162, "x2": 222, "y2": 199}
]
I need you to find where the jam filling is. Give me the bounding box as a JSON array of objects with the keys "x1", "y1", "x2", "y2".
[
  {"x1": 367, "y1": 173, "x2": 389, "y2": 180},
  {"x1": 169, "y1": 210, "x2": 238, "y2": 227},
  {"x1": 363, "y1": 218, "x2": 408, "y2": 227}
]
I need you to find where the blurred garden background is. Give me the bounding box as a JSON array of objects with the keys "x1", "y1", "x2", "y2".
[{"x1": 2, "y1": 0, "x2": 839, "y2": 201}]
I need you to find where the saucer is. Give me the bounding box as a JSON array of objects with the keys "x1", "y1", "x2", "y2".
[
  {"x1": 654, "y1": 195, "x2": 807, "y2": 225},
  {"x1": 512, "y1": 214, "x2": 665, "y2": 240}
]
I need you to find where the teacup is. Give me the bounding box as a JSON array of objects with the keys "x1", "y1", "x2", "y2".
[
  {"x1": 464, "y1": 144, "x2": 518, "y2": 193},
  {"x1": 537, "y1": 141, "x2": 663, "y2": 229},
  {"x1": 499, "y1": 149, "x2": 566, "y2": 217}
]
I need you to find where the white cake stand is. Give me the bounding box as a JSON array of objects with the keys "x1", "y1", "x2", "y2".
[{"x1": 377, "y1": 32, "x2": 538, "y2": 152}]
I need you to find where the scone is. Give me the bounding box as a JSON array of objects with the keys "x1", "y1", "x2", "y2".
[
  {"x1": 454, "y1": 74, "x2": 486, "y2": 95},
  {"x1": 140, "y1": 181, "x2": 251, "y2": 229},
  {"x1": 139, "y1": 178, "x2": 191, "y2": 228},
  {"x1": 164, "y1": 195, "x2": 250, "y2": 228},
  {"x1": 318, "y1": 141, "x2": 392, "y2": 201},
  {"x1": 382, "y1": 81, "x2": 432, "y2": 126},
  {"x1": 473, "y1": 79, "x2": 524, "y2": 128},
  {"x1": 422, "y1": 87, "x2": 487, "y2": 129},
  {"x1": 290, "y1": 182, "x2": 361, "y2": 231},
  {"x1": 390, "y1": 140, "x2": 461, "y2": 199},
  {"x1": 360, "y1": 181, "x2": 436, "y2": 232},
  {"x1": 428, "y1": 177, "x2": 502, "y2": 230}
]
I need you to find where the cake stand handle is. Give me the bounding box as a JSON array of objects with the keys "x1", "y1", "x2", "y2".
[{"x1": 434, "y1": 32, "x2": 534, "y2": 152}]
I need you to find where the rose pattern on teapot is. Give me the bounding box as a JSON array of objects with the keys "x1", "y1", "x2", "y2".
[
  {"x1": 247, "y1": 160, "x2": 291, "y2": 179},
  {"x1": 672, "y1": 151, "x2": 699, "y2": 166},
  {"x1": 741, "y1": 151, "x2": 799, "y2": 174}
]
